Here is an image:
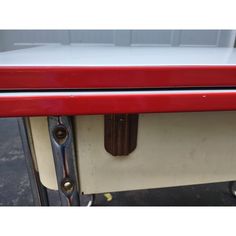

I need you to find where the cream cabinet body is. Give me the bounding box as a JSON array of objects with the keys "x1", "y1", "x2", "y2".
[{"x1": 29, "y1": 111, "x2": 236, "y2": 194}]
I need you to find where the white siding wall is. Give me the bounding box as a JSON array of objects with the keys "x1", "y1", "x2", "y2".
[{"x1": 0, "y1": 30, "x2": 235, "y2": 52}]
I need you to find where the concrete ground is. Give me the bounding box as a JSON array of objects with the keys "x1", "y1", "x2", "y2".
[{"x1": 0, "y1": 118, "x2": 236, "y2": 206}]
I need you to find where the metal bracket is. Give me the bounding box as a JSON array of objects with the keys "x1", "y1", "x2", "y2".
[{"x1": 48, "y1": 116, "x2": 80, "y2": 206}]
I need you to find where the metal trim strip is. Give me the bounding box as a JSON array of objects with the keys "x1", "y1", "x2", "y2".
[{"x1": 1, "y1": 89, "x2": 236, "y2": 117}]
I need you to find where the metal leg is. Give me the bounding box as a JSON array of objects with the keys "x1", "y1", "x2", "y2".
[
  {"x1": 17, "y1": 118, "x2": 49, "y2": 206},
  {"x1": 19, "y1": 116, "x2": 93, "y2": 206},
  {"x1": 48, "y1": 116, "x2": 80, "y2": 206}
]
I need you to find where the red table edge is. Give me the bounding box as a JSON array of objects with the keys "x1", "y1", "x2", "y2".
[
  {"x1": 1, "y1": 65, "x2": 236, "y2": 90},
  {"x1": 1, "y1": 90, "x2": 236, "y2": 117}
]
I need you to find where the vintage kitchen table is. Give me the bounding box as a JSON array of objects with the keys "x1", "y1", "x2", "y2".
[{"x1": 1, "y1": 45, "x2": 236, "y2": 205}]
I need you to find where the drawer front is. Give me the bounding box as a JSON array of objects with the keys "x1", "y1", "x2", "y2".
[{"x1": 30, "y1": 111, "x2": 236, "y2": 194}]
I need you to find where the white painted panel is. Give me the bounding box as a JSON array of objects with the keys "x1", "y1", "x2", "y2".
[
  {"x1": 30, "y1": 111, "x2": 236, "y2": 192},
  {"x1": 29, "y1": 117, "x2": 57, "y2": 190},
  {"x1": 0, "y1": 30, "x2": 69, "y2": 51},
  {"x1": 218, "y1": 30, "x2": 236, "y2": 47},
  {"x1": 0, "y1": 30, "x2": 235, "y2": 52},
  {"x1": 113, "y1": 30, "x2": 131, "y2": 46},
  {"x1": 75, "y1": 112, "x2": 236, "y2": 194},
  {"x1": 179, "y1": 30, "x2": 219, "y2": 46},
  {"x1": 70, "y1": 30, "x2": 114, "y2": 44},
  {"x1": 131, "y1": 30, "x2": 173, "y2": 46}
]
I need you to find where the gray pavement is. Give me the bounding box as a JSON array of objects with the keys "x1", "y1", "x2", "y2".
[
  {"x1": 0, "y1": 118, "x2": 236, "y2": 206},
  {"x1": 0, "y1": 118, "x2": 33, "y2": 206}
]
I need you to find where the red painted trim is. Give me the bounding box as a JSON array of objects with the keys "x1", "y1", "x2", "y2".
[
  {"x1": 1, "y1": 90, "x2": 236, "y2": 117},
  {"x1": 1, "y1": 66, "x2": 236, "y2": 90}
]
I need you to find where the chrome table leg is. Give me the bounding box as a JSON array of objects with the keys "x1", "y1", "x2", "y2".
[{"x1": 48, "y1": 116, "x2": 80, "y2": 206}]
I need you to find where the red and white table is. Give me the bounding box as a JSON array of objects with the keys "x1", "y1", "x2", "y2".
[{"x1": 1, "y1": 45, "x2": 236, "y2": 206}]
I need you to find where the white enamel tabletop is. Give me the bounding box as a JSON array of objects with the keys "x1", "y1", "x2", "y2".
[{"x1": 0, "y1": 45, "x2": 236, "y2": 66}]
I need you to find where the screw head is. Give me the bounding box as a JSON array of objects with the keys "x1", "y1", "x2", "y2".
[
  {"x1": 53, "y1": 125, "x2": 68, "y2": 144},
  {"x1": 61, "y1": 178, "x2": 74, "y2": 195}
]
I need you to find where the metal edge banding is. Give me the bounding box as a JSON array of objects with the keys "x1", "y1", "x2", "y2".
[
  {"x1": 1, "y1": 66, "x2": 236, "y2": 90},
  {"x1": 48, "y1": 116, "x2": 80, "y2": 206},
  {"x1": 2, "y1": 89, "x2": 236, "y2": 117}
]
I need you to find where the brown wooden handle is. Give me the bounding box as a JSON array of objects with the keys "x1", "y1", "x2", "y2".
[{"x1": 104, "y1": 114, "x2": 139, "y2": 156}]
